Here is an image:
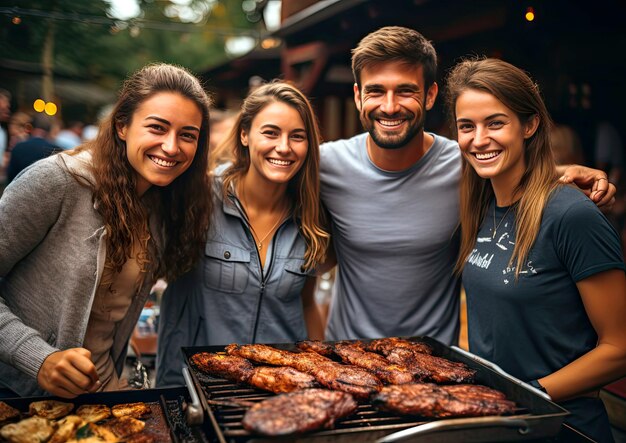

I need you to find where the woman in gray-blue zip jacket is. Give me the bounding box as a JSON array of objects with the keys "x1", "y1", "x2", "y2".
[{"x1": 156, "y1": 81, "x2": 330, "y2": 386}]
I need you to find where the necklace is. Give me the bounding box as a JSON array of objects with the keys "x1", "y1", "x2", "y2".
[
  {"x1": 239, "y1": 185, "x2": 288, "y2": 251},
  {"x1": 492, "y1": 203, "x2": 514, "y2": 239}
]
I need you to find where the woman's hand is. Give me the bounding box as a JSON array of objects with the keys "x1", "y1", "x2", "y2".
[{"x1": 37, "y1": 348, "x2": 101, "y2": 398}]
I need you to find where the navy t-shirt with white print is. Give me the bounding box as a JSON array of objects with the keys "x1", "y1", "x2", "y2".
[{"x1": 462, "y1": 185, "x2": 624, "y2": 442}]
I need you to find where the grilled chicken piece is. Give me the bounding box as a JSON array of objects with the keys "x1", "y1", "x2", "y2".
[
  {"x1": 103, "y1": 416, "x2": 146, "y2": 439},
  {"x1": 192, "y1": 352, "x2": 318, "y2": 393},
  {"x1": 49, "y1": 415, "x2": 85, "y2": 443},
  {"x1": 0, "y1": 401, "x2": 20, "y2": 424},
  {"x1": 242, "y1": 389, "x2": 357, "y2": 436},
  {"x1": 29, "y1": 400, "x2": 74, "y2": 420},
  {"x1": 249, "y1": 366, "x2": 319, "y2": 393},
  {"x1": 296, "y1": 340, "x2": 336, "y2": 356},
  {"x1": 385, "y1": 347, "x2": 476, "y2": 383},
  {"x1": 227, "y1": 344, "x2": 382, "y2": 399},
  {"x1": 333, "y1": 342, "x2": 415, "y2": 385},
  {"x1": 76, "y1": 404, "x2": 111, "y2": 423},
  {"x1": 373, "y1": 383, "x2": 516, "y2": 418},
  {"x1": 111, "y1": 402, "x2": 150, "y2": 419},
  {"x1": 366, "y1": 337, "x2": 433, "y2": 356},
  {"x1": 191, "y1": 352, "x2": 254, "y2": 383},
  {"x1": 0, "y1": 416, "x2": 55, "y2": 443}
]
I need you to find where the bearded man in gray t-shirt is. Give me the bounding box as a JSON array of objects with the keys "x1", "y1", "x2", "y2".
[{"x1": 315, "y1": 26, "x2": 615, "y2": 344}]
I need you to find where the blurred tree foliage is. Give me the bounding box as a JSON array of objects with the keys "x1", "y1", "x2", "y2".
[{"x1": 0, "y1": 0, "x2": 264, "y2": 90}]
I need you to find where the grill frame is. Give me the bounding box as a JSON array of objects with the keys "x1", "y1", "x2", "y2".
[{"x1": 182, "y1": 337, "x2": 569, "y2": 442}]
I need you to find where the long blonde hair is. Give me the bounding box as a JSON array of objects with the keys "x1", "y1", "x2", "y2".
[
  {"x1": 446, "y1": 58, "x2": 558, "y2": 278},
  {"x1": 221, "y1": 81, "x2": 329, "y2": 270},
  {"x1": 73, "y1": 63, "x2": 213, "y2": 282}
]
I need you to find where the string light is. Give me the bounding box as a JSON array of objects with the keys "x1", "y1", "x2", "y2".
[
  {"x1": 33, "y1": 99, "x2": 45, "y2": 113},
  {"x1": 44, "y1": 102, "x2": 58, "y2": 116},
  {"x1": 11, "y1": 16, "x2": 21, "y2": 25},
  {"x1": 525, "y1": 7, "x2": 535, "y2": 22}
]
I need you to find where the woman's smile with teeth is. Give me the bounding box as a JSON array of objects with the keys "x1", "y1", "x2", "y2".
[
  {"x1": 474, "y1": 151, "x2": 501, "y2": 160},
  {"x1": 267, "y1": 158, "x2": 293, "y2": 166},
  {"x1": 149, "y1": 155, "x2": 178, "y2": 167}
]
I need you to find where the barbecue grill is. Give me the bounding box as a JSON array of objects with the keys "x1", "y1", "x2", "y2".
[
  {"x1": 181, "y1": 337, "x2": 572, "y2": 442},
  {"x1": 0, "y1": 387, "x2": 209, "y2": 442}
]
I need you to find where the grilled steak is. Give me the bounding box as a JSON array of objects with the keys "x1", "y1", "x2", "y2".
[
  {"x1": 373, "y1": 383, "x2": 516, "y2": 418},
  {"x1": 227, "y1": 344, "x2": 382, "y2": 399},
  {"x1": 191, "y1": 352, "x2": 255, "y2": 383},
  {"x1": 385, "y1": 347, "x2": 476, "y2": 383},
  {"x1": 367, "y1": 337, "x2": 433, "y2": 355},
  {"x1": 242, "y1": 389, "x2": 357, "y2": 436},
  {"x1": 333, "y1": 342, "x2": 415, "y2": 385}
]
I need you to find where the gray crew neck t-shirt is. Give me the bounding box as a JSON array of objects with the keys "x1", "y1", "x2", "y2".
[{"x1": 320, "y1": 132, "x2": 462, "y2": 343}]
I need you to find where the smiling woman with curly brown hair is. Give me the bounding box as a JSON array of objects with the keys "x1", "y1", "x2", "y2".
[{"x1": 0, "y1": 63, "x2": 212, "y2": 398}]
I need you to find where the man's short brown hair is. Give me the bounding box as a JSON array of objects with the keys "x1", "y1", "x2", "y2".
[{"x1": 351, "y1": 26, "x2": 437, "y2": 89}]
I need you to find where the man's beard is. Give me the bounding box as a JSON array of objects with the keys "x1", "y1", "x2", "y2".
[{"x1": 360, "y1": 109, "x2": 425, "y2": 150}]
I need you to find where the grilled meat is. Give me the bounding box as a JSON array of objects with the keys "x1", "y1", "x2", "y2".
[
  {"x1": 76, "y1": 404, "x2": 111, "y2": 423},
  {"x1": 385, "y1": 347, "x2": 476, "y2": 383},
  {"x1": 49, "y1": 415, "x2": 85, "y2": 443},
  {"x1": 0, "y1": 416, "x2": 55, "y2": 443},
  {"x1": 29, "y1": 400, "x2": 74, "y2": 420},
  {"x1": 373, "y1": 383, "x2": 516, "y2": 418},
  {"x1": 242, "y1": 389, "x2": 357, "y2": 436},
  {"x1": 192, "y1": 351, "x2": 318, "y2": 393},
  {"x1": 249, "y1": 366, "x2": 319, "y2": 393},
  {"x1": 333, "y1": 342, "x2": 415, "y2": 385},
  {"x1": 367, "y1": 337, "x2": 433, "y2": 355},
  {"x1": 296, "y1": 340, "x2": 336, "y2": 357},
  {"x1": 111, "y1": 402, "x2": 150, "y2": 419},
  {"x1": 191, "y1": 352, "x2": 255, "y2": 384},
  {"x1": 103, "y1": 416, "x2": 146, "y2": 439},
  {"x1": 227, "y1": 344, "x2": 382, "y2": 399},
  {"x1": 0, "y1": 401, "x2": 20, "y2": 424}
]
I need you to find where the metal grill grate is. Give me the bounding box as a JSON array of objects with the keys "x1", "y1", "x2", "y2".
[{"x1": 183, "y1": 338, "x2": 567, "y2": 443}]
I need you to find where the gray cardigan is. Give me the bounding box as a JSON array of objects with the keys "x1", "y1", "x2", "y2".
[{"x1": 0, "y1": 152, "x2": 154, "y2": 396}]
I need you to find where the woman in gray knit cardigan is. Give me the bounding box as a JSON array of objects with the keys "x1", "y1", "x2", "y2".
[{"x1": 0, "y1": 63, "x2": 213, "y2": 398}]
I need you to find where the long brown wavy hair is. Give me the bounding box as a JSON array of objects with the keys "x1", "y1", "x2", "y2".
[
  {"x1": 446, "y1": 58, "x2": 558, "y2": 278},
  {"x1": 221, "y1": 81, "x2": 329, "y2": 270},
  {"x1": 73, "y1": 63, "x2": 212, "y2": 282}
]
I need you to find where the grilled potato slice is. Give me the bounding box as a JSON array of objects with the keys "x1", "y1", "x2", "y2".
[
  {"x1": 1, "y1": 416, "x2": 55, "y2": 443},
  {"x1": 29, "y1": 399, "x2": 74, "y2": 419},
  {"x1": 49, "y1": 415, "x2": 85, "y2": 443},
  {"x1": 103, "y1": 416, "x2": 145, "y2": 439},
  {"x1": 111, "y1": 402, "x2": 150, "y2": 418},
  {"x1": 0, "y1": 401, "x2": 20, "y2": 424},
  {"x1": 76, "y1": 404, "x2": 111, "y2": 423}
]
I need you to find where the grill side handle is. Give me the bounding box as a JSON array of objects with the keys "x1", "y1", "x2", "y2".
[
  {"x1": 376, "y1": 416, "x2": 531, "y2": 442},
  {"x1": 182, "y1": 365, "x2": 205, "y2": 426},
  {"x1": 451, "y1": 346, "x2": 552, "y2": 401}
]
